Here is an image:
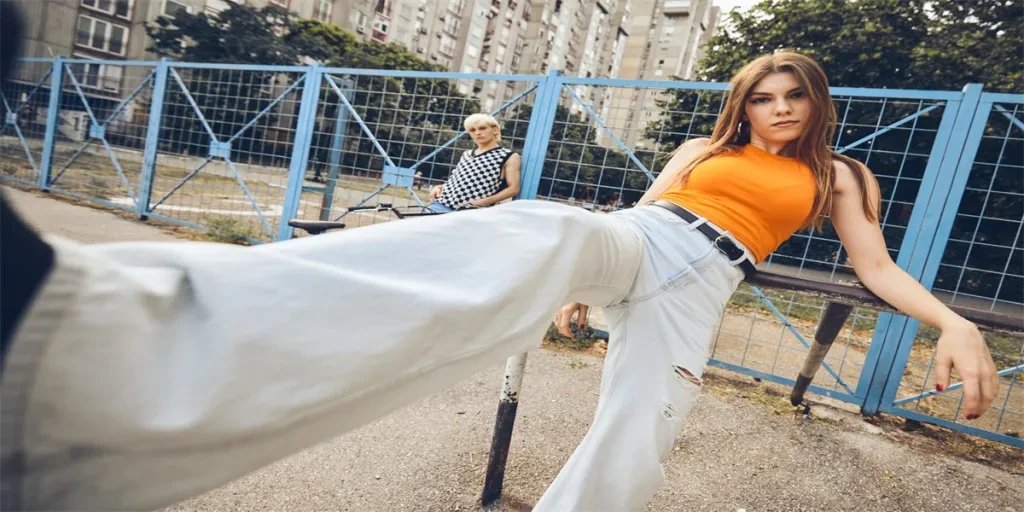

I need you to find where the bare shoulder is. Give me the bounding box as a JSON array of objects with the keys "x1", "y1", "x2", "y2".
[
  {"x1": 831, "y1": 158, "x2": 874, "y2": 193},
  {"x1": 832, "y1": 158, "x2": 855, "y2": 186},
  {"x1": 683, "y1": 137, "x2": 712, "y2": 149},
  {"x1": 669, "y1": 137, "x2": 711, "y2": 162}
]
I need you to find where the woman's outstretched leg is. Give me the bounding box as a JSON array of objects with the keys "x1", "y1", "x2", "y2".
[{"x1": 2, "y1": 201, "x2": 643, "y2": 511}]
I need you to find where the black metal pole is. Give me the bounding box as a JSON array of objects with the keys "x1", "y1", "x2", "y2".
[
  {"x1": 791, "y1": 301, "x2": 855, "y2": 406},
  {"x1": 481, "y1": 353, "x2": 528, "y2": 507}
]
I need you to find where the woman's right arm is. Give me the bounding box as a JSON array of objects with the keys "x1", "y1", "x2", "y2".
[{"x1": 636, "y1": 137, "x2": 710, "y2": 205}]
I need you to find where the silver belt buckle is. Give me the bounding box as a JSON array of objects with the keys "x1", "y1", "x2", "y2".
[{"x1": 714, "y1": 235, "x2": 745, "y2": 264}]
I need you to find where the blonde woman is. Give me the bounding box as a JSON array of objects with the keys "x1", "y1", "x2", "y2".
[
  {"x1": 427, "y1": 113, "x2": 522, "y2": 212},
  {"x1": 1, "y1": 51, "x2": 998, "y2": 511}
]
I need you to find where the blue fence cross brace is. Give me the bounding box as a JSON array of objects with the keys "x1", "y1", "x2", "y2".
[
  {"x1": 0, "y1": 91, "x2": 39, "y2": 178},
  {"x1": 45, "y1": 62, "x2": 158, "y2": 206},
  {"x1": 150, "y1": 66, "x2": 300, "y2": 238},
  {"x1": 0, "y1": 63, "x2": 52, "y2": 175}
]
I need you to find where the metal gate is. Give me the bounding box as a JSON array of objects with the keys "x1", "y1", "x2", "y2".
[{"x1": 44, "y1": 59, "x2": 158, "y2": 212}]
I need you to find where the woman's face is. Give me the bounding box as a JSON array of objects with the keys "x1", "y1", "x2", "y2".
[{"x1": 743, "y1": 71, "x2": 812, "y2": 148}]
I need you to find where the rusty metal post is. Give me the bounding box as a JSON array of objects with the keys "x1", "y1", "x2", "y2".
[
  {"x1": 791, "y1": 301, "x2": 855, "y2": 406},
  {"x1": 481, "y1": 353, "x2": 528, "y2": 506}
]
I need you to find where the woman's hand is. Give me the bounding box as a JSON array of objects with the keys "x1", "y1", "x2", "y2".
[
  {"x1": 555, "y1": 302, "x2": 590, "y2": 338},
  {"x1": 934, "y1": 319, "x2": 999, "y2": 419},
  {"x1": 428, "y1": 185, "x2": 443, "y2": 201}
]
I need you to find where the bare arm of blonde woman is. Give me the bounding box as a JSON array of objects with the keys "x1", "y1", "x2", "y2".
[
  {"x1": 830, "y1": 160, "x2": 999, "y2": 419},
  {"x1": 556, "y1": 138, "x2": 709, "y2": 337}
]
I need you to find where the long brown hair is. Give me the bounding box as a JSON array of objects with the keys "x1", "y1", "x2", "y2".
[{"x1": 674, "y1": 51, "x2": 880, "y2": 230}]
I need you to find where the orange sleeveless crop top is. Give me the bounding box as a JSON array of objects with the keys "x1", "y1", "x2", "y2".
[{"x1": 658, "y1": 144, "x2": 817, "y2": 263}]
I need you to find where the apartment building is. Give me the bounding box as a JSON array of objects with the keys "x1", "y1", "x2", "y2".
[
  {"x1": 603, "y1": 0, "x2": 720, "y2": 149},
  {"x1": 515, "y1": 0, "x2": 629, "y2": 121},
  {"x1": 341, "y1": 0, "x2": 531, "y2": 115},
  {"x1": 247, "y1": 0, "x2": 345, "y2": 24}
]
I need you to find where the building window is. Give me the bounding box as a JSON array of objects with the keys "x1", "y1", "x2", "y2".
[
  {"x1": 163, "y1": 0, "x2": 191, "y2": 17},
  {"x1": 312, "y1": 0, "x2": 333, "y2": 22},
  {"x1": 466, "y1": 45, "x2": 479, "y2": 58},
  {"x1": 76, "y1": 15, "x2": 129, "y2": 56},
  {"x1": 439, "y1": 35, "x2": 457, "y2": 56},
  {"x1": 443, "y1": 14, "x2": 461, "y2": 35},
  {"x1": 69, "y1": 57, "x2": 123, "y2": 92},
  {"x1": 350, "y1": 10, "x2": 368, "y2": 30},
  {"x1": 372, "y1": 17, "x2": 390, "y2": 43},
  {"x1": 81, "y1": 0, "x2": 132, "y2": 19},
  {"x1": 449, "y1": 0, "x2": 466, "y2": 14}
]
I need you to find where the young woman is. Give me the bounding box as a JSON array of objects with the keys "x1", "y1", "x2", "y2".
[
  {"x1": 426, "y1": 113, "x2": 522, "y2": 212},
  {"x1": 538, "y1": 51, "x2": 1000, "y2": 509},
  {"x1": 0, "y1": 50, "x2": 997, "y2": 511}
]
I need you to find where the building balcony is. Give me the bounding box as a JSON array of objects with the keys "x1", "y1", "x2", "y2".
[{"x1": 663, "y1": 0, "x2": 691, "y2": 15}]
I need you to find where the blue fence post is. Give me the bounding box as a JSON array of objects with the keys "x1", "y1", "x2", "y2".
[
  {"x1": 277, "y1": 65, "x2": 323, "y2": 241},
  {"x1": 38, "y1": 57, "x2": 64, "y2": 191},
  {"x1": 516, "y1": 70, "x2": 562, "y2": 200},
  {"x1": 872, "y1": 84, "x2": 989, "y2": 413},
  {"x1": 860, "y1": 84, "x2": 986, "y2": 415},
  {"x1": 137, "y1": 59, "x2": 170, "y2": 219},
  {"x1": 320, "y1": 76, "x2": 353, "y2": 221},
  {"x1": 482, "y1": 70, "x2": 562, "y2": 508}
]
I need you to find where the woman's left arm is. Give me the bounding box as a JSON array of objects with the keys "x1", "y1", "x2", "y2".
[{"x1": 830, "y1": 160, "x2": 999, "y2": 420}]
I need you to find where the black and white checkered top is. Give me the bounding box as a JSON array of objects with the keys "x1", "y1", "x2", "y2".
[{"x1": 437, "y1": 146, "x2": 515, "y2": 209}]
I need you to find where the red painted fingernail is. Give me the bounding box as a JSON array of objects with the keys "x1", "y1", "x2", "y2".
[{"x1": 935, "y1": 384, "x2": 944, "y2": 392}]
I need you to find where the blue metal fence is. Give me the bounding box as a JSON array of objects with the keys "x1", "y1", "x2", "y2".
[{"x1": 1, "y1": 58, "x2": 1020, "y2": 448}]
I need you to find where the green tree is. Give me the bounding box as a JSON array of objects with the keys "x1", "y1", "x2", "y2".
[
  {"x1": 145, "y1": 3, "x2": 327, "y2": 158},
  {"x1": 146, "y1": 4, "x2": 325, "y2": 64},
  {"x1": 648, "y1": 0, "x2": 1021, "y2": 151},
  {"x1": 695, "y1": 0, "x2": 1019, "y2": 90}
]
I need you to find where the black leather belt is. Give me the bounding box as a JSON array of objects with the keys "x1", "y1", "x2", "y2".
[{"x1": 651, "y1": 200, "x2": 757, "y2": 279}]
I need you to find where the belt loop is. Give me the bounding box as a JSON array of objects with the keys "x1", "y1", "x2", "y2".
[{"x1": 688, "y1": 217, "x2": 708, "y2": 230}]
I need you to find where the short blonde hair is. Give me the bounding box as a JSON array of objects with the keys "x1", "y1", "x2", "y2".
[
  {"x1": 464, "y1": 113, "x2": 501, "y2": 143},
  {"x1": 464, "y1": 113, "x2": 500, "y2": 130}
]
